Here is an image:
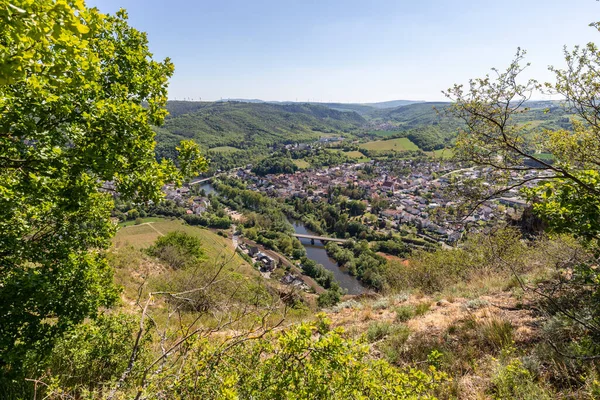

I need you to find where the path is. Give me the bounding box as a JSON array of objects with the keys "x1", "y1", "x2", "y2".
[{"x1": 122, "y1": 222, "x2": 164, "y2": 236}]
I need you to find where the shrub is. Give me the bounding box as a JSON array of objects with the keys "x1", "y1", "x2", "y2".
[
  {"x1": 465, "y1": 298, "x2": 489, "y2": 310},
  {"x1": 478, "y1": 318, "x2": 513, "y2": 351},
  {"x1": 414, "y1": 302, "x2": 431, "y2": 316},
  {"x1": 367, "y1": 321, "x2": 393, "y2": 342},
  {"x1": 317, "y1": 288, "x2": 342, "y2": 308},
  {"x1": 491, "y1": 356, "x2": 552, "y2": 400},
  {"x1": 147, "y1": 231, "x2": 204, "y2": 269},
  {"x1": 395, "y1": 305, "x2": 415, "y2": 322},
  {"x1": 380, "y1": 324, "x2": 412, "y2": 364},
  {"x1": 372, "y1": 297, "x2": 389, "y2": 310},
  {"x1": 40, "y1": 313, "x2": 149, "y2": 396}
]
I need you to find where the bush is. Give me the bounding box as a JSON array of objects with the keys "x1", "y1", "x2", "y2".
[
  {"x1": 317, "y1": 288, "x2": 342, "y2": 308},
  {"x1": 147, "y1": 231, "x2": 204, "y2": 269},
  {"x1": 395, "y1": 305, "x2": 415, "y2": 322},
  {"x1": 40, "y1": 313, "x2": 149, "y2": 396},
  {"x1": 491, "y1": 355, "x2": 552, "y2": 400},
  {"x1": 478, "y1": 318, "x2": 513, "y2": 351},
  {"x1": 380, "y1": 324, "x2": 412, "y2": 364}
]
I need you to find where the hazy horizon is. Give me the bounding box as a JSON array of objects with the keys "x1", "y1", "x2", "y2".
[{"x1": 88, "y1": 0, "x2": 600, "y2": 103}]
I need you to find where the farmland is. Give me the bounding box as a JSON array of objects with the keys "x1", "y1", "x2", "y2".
[
  {"x1": 359, "y1": 137, "x2": 419, "y2": 152},
  {"x1": 209, "y1": 146, "x2": 242, "y2": 153}
]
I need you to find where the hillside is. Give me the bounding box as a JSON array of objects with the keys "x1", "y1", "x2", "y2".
[
  {"x1": 195, "y1": 99, "x2": 422, "y2": 115},
  {"x1": 364, "y1": 100, "x2": 574, "y2": 151},
  {"x1": 155, "y1": 101, "x2": 366, "y2": 159},
  {"x1": 155, "y1": 100, "x2": 575, "y2": 163}
]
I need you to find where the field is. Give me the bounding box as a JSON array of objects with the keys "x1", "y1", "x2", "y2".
[
  {"x1": 208, "y1": 146, "x2": 242, "y2": 153},
  {"x1": 118, "y1": 216, "x2": 164, "y2": 227},
  {"x1": 359, "y1": 137, "x2": 419, "y2": 152},
  {"x1": 293, "y1": 159, "x2": 311, "y2": 169},
  {"x1": 343, "y1": 150, "x2": 370, "y2": 162},
  {"x1": 113, "y1": 218, "x2": 253, "y2": 273}
]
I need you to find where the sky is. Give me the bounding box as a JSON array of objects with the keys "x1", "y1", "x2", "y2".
[{"x1": 88, "y1": 0, "x2": 600, "y2": 103}]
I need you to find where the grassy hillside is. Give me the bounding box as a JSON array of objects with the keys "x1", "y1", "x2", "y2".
[{"x1": 111, "y1": 219, "x2": 279, "y2": 314}]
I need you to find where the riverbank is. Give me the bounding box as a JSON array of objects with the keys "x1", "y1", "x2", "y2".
[{"x1": 238, "y1": 237, "x2": 325, "y2": 294}]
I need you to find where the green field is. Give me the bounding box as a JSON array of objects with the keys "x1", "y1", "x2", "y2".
[
  {"x1": 118, "y1": 217, "x2": 164, "y2": 227},
  {"x1": 114, "y1": 219, "x2": 250, "y2": 270},
  {"x1": 293, "y1": 159, "x2": 311, "y2": 169},
  {"x1": 343, "y1": 150, "x2": 370, "y2": 162},
  {"x1": 209, "y1": 146, "x2": 242, "y2": 153},
  {"x1": 359, "y1": 137, "x2": 419, "y2": 152}
]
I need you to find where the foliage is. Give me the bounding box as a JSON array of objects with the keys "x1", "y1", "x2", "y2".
[
  {"x1": 490, "y1": 351, "x2": 552, "y2": 400},
  {"x1": 385, "y1": 228, "x2": 526, "y2": 293},
  {"x1": 147, "y1": 231, "x2": 205, "y2": 269},
  {"x1": 395, "y1": 305, "x2": 415, "y2": 322},
  {"x1": 326, "y1": 241, "x2": 389, "y2": 290},
  {"x1": 0, "y1": 0, "x2": 206, "y2": 377},
  {"x1": 445, "y1": 35, "x2": 600, "y2": 357},
  {"x1": 40, "y1": 312, "x2": 149, "y2": 395},
  {"x1": 252, "y1": 155, "x2": 298, "y2": 176},
  {"x1": 135, "y1": 321, "x2": 446, "y2": 399},
  {"x1": 157, "y1": 101, "x2": 365, "y2": 155},
  {"x1": 317, "y1": 288, "x2": 343, "y2": 307}
]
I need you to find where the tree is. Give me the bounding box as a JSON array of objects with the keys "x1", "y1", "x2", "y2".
[
  {"x1": 445, "y1": 31, "x2": 600, "y2": 355},
  {"x1": 0, "y1": 0, "x2": 206, "y2": 373}
]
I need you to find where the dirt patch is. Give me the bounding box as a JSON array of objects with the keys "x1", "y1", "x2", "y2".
[{"x1": 328, "y1": 291, "x2": 541, "y2": 345}]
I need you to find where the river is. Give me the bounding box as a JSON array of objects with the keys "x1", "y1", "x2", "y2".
[
  {"x1": 290, "y1": 220, "x2": 366, "y2": 295},
  {"x1": 198, "y1": 181, "x2": 365, "y2": 295},
  {"x1": 198, "y1": 181, "x2": 216, "y2": 195}
]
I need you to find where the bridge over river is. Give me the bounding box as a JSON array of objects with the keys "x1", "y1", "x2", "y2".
[
  {"x1": 292, "y1": 233, "x2": 347, "y2": 243},
  {"x1": 189, "y1": 177, "x2": 213, "y2": 185}
]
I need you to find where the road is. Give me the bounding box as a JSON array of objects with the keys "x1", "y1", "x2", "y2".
[{"x1": 239, "y1": 237, "x2": 325, "y2": 294}]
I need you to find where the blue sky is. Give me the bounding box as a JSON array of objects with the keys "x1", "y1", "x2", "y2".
[{"x1": 88, "y1": 0, "x2": 600, "y2": 102}]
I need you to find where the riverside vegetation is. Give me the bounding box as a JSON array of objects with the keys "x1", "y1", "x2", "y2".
[{"x1": 1, "y1": 1, "x2": 600, "y2": 399}]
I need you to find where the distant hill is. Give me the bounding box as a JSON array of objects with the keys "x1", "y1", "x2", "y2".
[
  {"x1": 190, "y1": 99, "x2": 424, "y2": 115},
  {"x1": 155, "y1": 101, "x2": 366, "y2": 159},
  {"x1": 156, "y1": 99, "x2": 574, "y2": 160},
  {"x1": 364, "y1": 100, "x2": 423, "y2": 109},
  {"x1": 365, "y1": 100, "x2": 573, "y2": 151}
]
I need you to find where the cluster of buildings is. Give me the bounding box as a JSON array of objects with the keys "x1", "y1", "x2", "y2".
[
  {"x1": 238, "y1": 243, "x2": 277, "y2": 272},
  {"x1": 234, "y1": 160, "x2": 547, "y2": 244},
  {"x1": 163, "y1": 184, "x2": 211, "y2": 215},
  {"x1": 238, "y1": 243, "x2": 311, "y2": 291}
]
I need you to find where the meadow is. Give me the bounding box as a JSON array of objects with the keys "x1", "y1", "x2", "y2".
[
  {"x1": 208, "y1": 146, "x2": 242, "y2": 153},
  {"x1": 359, "y1": 137, "x2": 419, "y2": 152}
]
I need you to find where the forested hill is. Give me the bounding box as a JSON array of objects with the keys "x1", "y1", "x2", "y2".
[
  {"x1": 155, "y1": 99, "x2": 575, "y2": 159},
  {"x1": 364, "y1": 100, "x2": 573, "y2": 150},
  {"x1": 155, "y1": 101, "x2": 366, "y2": 158}
]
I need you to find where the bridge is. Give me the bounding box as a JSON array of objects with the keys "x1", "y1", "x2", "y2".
[
  {"x1": 292, "y1": 233, "x2": 347, "y2": 243},
  {"x1": 189, "y1": 177, "x2": 213, "y2": 185}
]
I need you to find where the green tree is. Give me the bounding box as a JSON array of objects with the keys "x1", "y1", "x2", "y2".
[
  {"x1": 445, "y1": 31, "x2": 600, "y2": 355},
  {"x1": 0, "y1": 0, "x2": 206, "y2": 373}
]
